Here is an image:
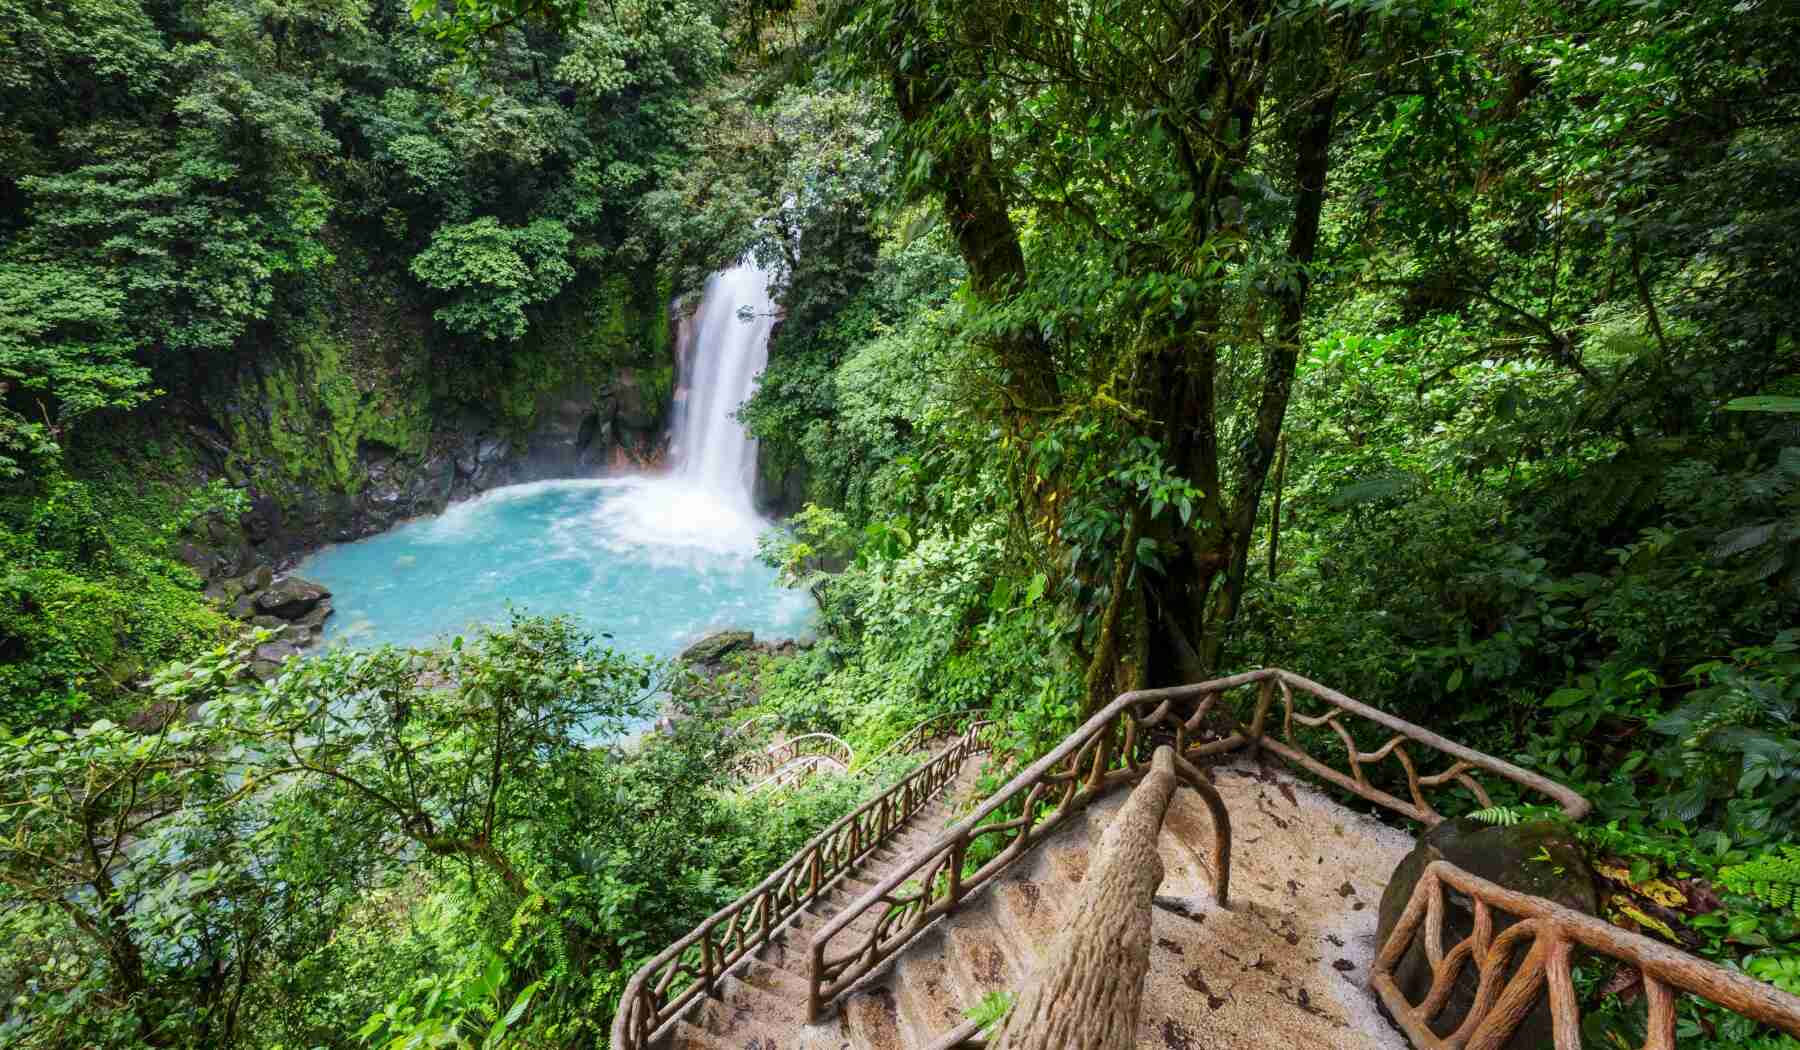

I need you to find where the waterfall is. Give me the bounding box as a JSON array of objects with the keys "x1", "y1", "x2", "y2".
[{"x1": 668, "y1": 256, "x2": 776, "y2": 507}]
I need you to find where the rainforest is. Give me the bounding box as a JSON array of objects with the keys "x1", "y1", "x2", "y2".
[{"x1": 2, "y1": 0, "x2": 1798, "y2": 1047}]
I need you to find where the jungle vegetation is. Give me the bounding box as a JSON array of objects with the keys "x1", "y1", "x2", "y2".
[{"x1": 2, "y1": 0, "x2": 1798, "y2": 1047}]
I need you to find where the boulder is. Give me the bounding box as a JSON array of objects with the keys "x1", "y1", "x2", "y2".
[
  {"x1": 679, "y1": 630, "x2": 754, "y2": 666},
  {"x1": 249, "y1": 640, "x2": 304, "y2": 680},
  {"x1": 254, "y1": 576, "x2": 331, "y2": 619},
  {"x1": 1376, "y1": 818, "x2": 1597, "y2": 1050},
  {"x1": 293, "y1": 600, "x2": 334, "y2": 631},
  {"x1": 239, "y1": 565, "x2": 274, "y2": 593}
]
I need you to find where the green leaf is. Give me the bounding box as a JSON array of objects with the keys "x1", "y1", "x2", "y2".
[
  {"x1": 1447, "y1": 668, "x2": 1463, "y2": 693},
  {"x1": 1543, "y1": 687, "x2": 1589, "y2": 708},
  {"x1": 1724, "y1": 396, "x2": 1800, "y2": 413}
]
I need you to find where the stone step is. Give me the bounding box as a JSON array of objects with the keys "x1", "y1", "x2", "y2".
[
  {"x1": 663, "y1": 1018, "x2": 718, "y2": 1050},
  {"x1": 693, "y1": 973, "x2": 804, "y2": 1037},
  {"x1": 737, "y1": 957, "x2": 808, "y2": 998},
  {"x1": 887, "y1": 925, "x2": 972, "y2": 1047},
  {"x1": 838, "y1": 981, "x2": 911, "y2": 1050},
  {"x1": 940, "y1": 898, "x2": 1031, "y2": 1008}
]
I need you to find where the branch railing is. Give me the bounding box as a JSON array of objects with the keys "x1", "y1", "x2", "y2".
[
  {"x1": 1251, "y1": 669, "x2": 1589, "y2": 825},
  {"x1": 1374, "y1": 860, "x2": 1800, "y2": 1049},
  {"x1": 808, "y1": 668, "x2": 1588, "y2": 1020},
  {"x1": 610, "y1": 720, "x2": 992, "y2": 1050},
  {"x1": 732, "y1": 731, "x2": 854, "y2": 784},
  {"x1": 861, "y1": 708, "x2": 989, "y2": 769},
  {"x1": 745, "y1": 754, "x2": 840, "y2": 795}
]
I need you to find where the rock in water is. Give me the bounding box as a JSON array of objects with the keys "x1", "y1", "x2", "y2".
[
  {"x1": 679, "y1": 630, "x2": 754, "y2": 666},
  {"x1": 1376, "y1": 817, "x2": 1597, "y2": 1049},
  {"x1": 254, "y1": 576, "x2": 332, "y2": 619}
]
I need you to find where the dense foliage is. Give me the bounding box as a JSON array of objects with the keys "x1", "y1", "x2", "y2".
[{"x1": 3, "y1": 0, "x2": 1799, "y2": 1046}]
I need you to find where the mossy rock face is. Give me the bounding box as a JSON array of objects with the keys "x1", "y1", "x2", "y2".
[{"x1": 1376, "y1": 818, "x2": 1596, "y2": 1050}]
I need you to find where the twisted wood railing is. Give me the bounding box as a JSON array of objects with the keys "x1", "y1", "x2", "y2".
[
  {"x1": 808, "y1": 668, "x2": 1587, "y2": 1020},
  {"x1": 1374, "y1": 860, "x2": 1800, "y2": 1049},
  {"x1": 609, "y1": 720, "x2": 991, "y2": 1050},
  {"x1": 861, "y1": 708, "x2": 989, "y2": 769},
  {"x1": 732, "y1": 731, "x2": 854, "y2": 784},
  {"x1": 745, "y1": 754, "x2": 841, "y2": 795}
]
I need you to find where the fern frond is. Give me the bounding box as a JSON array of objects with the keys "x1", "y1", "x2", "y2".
[
  {"x1": 1328, "y1": 474, "x2": 1414, "y2": 510},
  {"x1": 966, "y1": 990, "x2": 1014, "y2": 1034},
  {"x1": 1719, "y1": 847, "x2": 1800, "y2": 917},
  {"x1": 1468, "y1": 805, "x2": 1522, "y2": 827},
  {"x1": 1715, "y1": 522, "x2": 1780, "y2": 560}
]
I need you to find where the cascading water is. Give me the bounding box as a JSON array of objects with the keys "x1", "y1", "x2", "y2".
[
  {"x1": 669, "y1": 258, "x2": 777, "y2": 504},
  {"x1": 295, "y1": 256, "x2": 810, "y2": 660}
]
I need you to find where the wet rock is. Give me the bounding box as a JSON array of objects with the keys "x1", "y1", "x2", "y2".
[
  {"x1": 293, "y1": 600, "x2": 334, "y2": 631},
  {"x1": 231, "y1": 592, "x2": 260, "y2": 620},
  {"x1": 240, "y1": 565, "x2": 274, "y2": 592},
  {"x1": 1377, "y1": 818, "x2": 1596, "y2": 1049},
  {"x1": 250, "y1": 615, "x2": 288, "y2": 630},
  {"x1": 679, "y1": 630, "x2": 755, "y2": 666},
  {"x1": 254, "y1": 577, "x2": 331, "y2": 619}
]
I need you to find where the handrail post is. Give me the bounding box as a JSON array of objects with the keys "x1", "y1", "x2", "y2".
[
  {"x1": 1248, "y1": 676, "x2": 1273, "y2": 756},
  {"x1": 701, "y1": 932, "x2": 716, "y2": 998}
]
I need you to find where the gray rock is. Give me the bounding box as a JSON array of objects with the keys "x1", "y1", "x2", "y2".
[
  {"x1": 679, "y1": 630, "x2": 755, "y2": 666},
  {"x1": 250, "y1": 615, "x2": 287, "y2": 629},
  {"x1": 253, "y1": 641, "x2": 302, "y2": 663},
  {"x1": 293, "y1": 600, "x2": 334, "y2": 630},
  {"x1": 238, "y1": 565, "x2": 274, "y2": 593},
  {"x1": 249, "y1": 640, "x2": 304, "y2": 680},
  {"x1": 254, "y1": 577, "x2": 331, "y2": 619},
  {"x1": 230, "y1": 593, "x2": 259, "y2": 620},
  {"x1": 611, "y1": 369, "x2": 659, "y2": 431},
  {"x1": 1377, "y1": 818, "x2": 1597, "y2": 1049}
]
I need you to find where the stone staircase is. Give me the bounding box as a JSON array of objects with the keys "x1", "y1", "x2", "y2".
[{"x1": 657, "y1": 756, "x2": 1417, "y2": 1050}]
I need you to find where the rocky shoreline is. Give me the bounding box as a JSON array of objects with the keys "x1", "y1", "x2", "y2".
[{"x1": 202, "y1": 565, "x2": 337, "y2": 678}]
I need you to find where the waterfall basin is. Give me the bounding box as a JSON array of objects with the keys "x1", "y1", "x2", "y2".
[{"x1": 295, "y1": 477, "x2": 813, "y2": 658}]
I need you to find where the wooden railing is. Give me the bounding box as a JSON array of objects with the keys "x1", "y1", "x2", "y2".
[
  {"x1": 732, "y1": 731, "x2": 854, "y2": 784},
  {"x1": 745, "y1": 754, "x2": 841, "y2": 795},
  {"x1": 609, "y1": 720, "x2": 991, "y2": 1050},
  {"x1": 861, "y1": 709, "x2": 989, "y2": 769},
  {"x1": 1250, "y1": 670, "x2": 1588, "y2": 825},
  {"x1": 808, "y1": 668, "x2": 1587, "y2": 1020},
  {"x1": 1374, "y1": 860, "x2": 1800, "y2": 1049}
]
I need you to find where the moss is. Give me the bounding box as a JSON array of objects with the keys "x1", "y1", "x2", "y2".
[{"x1": 222, "y1": 275, "x2": 434, "y2": 505}]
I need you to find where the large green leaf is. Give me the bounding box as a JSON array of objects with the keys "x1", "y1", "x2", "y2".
[{"x1": 1725, "y1": 396, "x2": 1800, "y2": 413}]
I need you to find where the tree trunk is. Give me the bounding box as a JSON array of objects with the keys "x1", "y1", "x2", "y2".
[{"x1": 989, "y1": 748, "x2": 1179, "y2": 1050}]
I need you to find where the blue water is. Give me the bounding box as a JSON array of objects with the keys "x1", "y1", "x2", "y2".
[{"x1": 296, "y1": 477, "x2": 813, "y2": 658}]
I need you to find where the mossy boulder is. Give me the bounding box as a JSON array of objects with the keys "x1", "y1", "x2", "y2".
[
  {"x1": 1377, "y1": 818, "x2": 1597, "y2": 1050},
  {"x1": 679, "y1": 630, "x2": 754, "y2": 666}
]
